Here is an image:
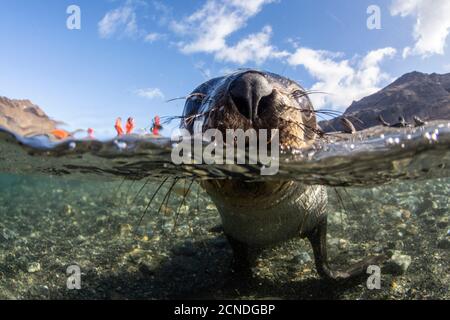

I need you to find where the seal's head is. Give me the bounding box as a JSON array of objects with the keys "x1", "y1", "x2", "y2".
[
  {"x1": 182, "y1": 69, "x2": 319, "y2": 149},
  {"x1": 181, "y1": 70, "x2": 322, "y2": 215}
]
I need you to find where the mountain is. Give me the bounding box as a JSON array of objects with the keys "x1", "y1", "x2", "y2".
[
  {"x1": 0, "y1": 96, "x2": 61, "y2": 137},
  {"x1": 318, "y1": 71, "x2": 450, "y2": 132}
]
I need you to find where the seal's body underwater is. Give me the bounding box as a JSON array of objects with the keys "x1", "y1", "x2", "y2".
[{"x1": 182, "y1": 70, "x2": 385, "y2": 281}]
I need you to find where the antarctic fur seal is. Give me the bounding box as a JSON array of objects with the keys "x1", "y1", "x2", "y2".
[{"x1": 181, "y1": 69, "x2": 386, "y2": 281}]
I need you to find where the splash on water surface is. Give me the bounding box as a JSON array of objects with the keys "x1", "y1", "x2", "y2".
[{"x1": 0, "y1": 121, "x2": 449, "y2": 186}]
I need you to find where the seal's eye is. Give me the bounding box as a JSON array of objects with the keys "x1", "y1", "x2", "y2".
[{"x1": 187, "y1": 93, "x2": 206, "y2": 102}]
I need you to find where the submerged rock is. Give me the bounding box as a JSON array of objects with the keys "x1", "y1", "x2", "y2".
[
  {"x1": 385, "y1": 251, "x2": 412, "y2": 275},
  {"x1": 28, "y1": 285, "x2": 49, "y2": 299},
  {"x1": 382, "y1": 206, "x2": 404, "y2": 223},
  {"x1": 437, "y1": 217, "x2": 448, "y2": 229},
  {"x1": 291, "y1": 252, "x2": 312, "y2": 265},
  {"x1": 327, "y1": 211, "x2": 348, "y2": 226},
  {"x1": 27, "y1": 262, "x2": 41, "y2": 273},
  {"x1": 1, "y1": 228, "x2": 16, "y2": 241},
  {"x1": 437, "y1": 238, "x2": 450, "y2": 250},
  {"x1": 119, "y1": 224, "x2": 133, "y2": 237}
]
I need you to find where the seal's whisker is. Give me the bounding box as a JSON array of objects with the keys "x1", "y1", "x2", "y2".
[
  {"x1": 129, "y1": 177, "x2": 151, "y2": 212},
  {"x1": 114, "y1": 178, "x2": 126, "y2": 197},
  {"x1": 135, "y1": 177, "x2": 169, "y2": 231},
  {"x1": 166, "y1": 92, "x2": 207, "y2": 103},
  {"x1": 315, "y1": 113, "x2": 346, "y2": 135},
  {"x1": 162, "y1": 107, "x2": 218, "y2": 128},
  {"x1": 290, "y1": 90, "x2": 330, "y2": 99},
  {"x1": 314, "y1": 110, "x2": 343, "y2": 118},
  {"x1": 182, "y1": 180, "x2": 200, "y2": 236},
  {"x1": 314, "y1": 108, "x2": 343, "y2": 113},
  {"x1": 119, "y1": 178, "x2": 137, "y2": 214},
  {"x1": 333, "y1": 187, "x2": 349, "y2": 236},
  {"x1": 172, "y1": 178, "x2": 195, "y2": 232},
  {"x1": 124, "y1": 179, "x2": 137, "y2": 202},
  {"x1": 314, "y1": 109, "x2": 365, "y2": 126},
  {"x1": 157, "y1": 178, "x2": 179, "y2": 236},
  {"x1": 342, "y1": 187, "x2": 359, "y2": 214},
  {"x1": 281, "y1": 106, "x2": 343, "y2": 124},
  {"x1": 346, "y1": 115, "x2": 364, "y2": 125},
  {"x1": 279, "y1": 118, "x2": 309, "y2": 137},
  {"x1": 313, "y1": 113, "x2": 341, "y2": 133},
  {"x1": 313, "y1": 112, "x2": 328, "y2": 122},
  {"x1": 281, "y1": 118, "x2": 325, "y2": 138},
  {"x1": 196, "y1": 182, "x2": 200, "y2": 215},
  {"x1": 314, "y1": 109, "x2": 364, "y2": 132}
]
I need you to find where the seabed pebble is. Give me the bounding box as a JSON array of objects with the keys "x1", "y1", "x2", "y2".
[{"x1": 386, "y1": 251, "x2": 412, "y2": 275}]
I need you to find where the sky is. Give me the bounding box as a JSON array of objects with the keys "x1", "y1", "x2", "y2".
[{"x1": 0, "y1": 0, "x2": 449, "y2": 137}]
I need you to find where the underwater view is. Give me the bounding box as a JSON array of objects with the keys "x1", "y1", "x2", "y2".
[
  {"x1": 0, "y1": 121, "x2": 449, "y2": 299},
  {"x1": 1, "y1": 0, "x2": 450, "y2": 305}
]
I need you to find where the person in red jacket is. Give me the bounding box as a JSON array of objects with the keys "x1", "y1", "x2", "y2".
[
  {"x1": 151, "y1": 116, "x2": 162, "y2": 136},
  {"x1": 87, "y1": 128, "x2": 95, "y2": 139},
  {"x1": 126, "y1": 117, "x2": 135, "y2": 134},
  {"x1": 115, "y1": 117, "x2": 124, "y2": 136}
]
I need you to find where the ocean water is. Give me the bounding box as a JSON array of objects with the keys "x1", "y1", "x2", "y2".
[{"x1": 0, "y1": 121, "x2": 449, "y2": 299}]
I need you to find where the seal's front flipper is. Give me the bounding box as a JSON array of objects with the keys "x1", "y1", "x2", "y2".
[
  {"x1": 226, "y1": 235, "x2": 260, "y2": 279},
  {"x1": 307, "y1": 219, "x2": 387, "y2": 282}
]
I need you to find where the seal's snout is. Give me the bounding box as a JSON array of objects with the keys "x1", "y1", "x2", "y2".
[
  {"x1": 229, "y1": 71, "x2": 273, "y2": 122},
  {"x1": 184, "y1": 69, "x2": 317, "y2": 149}
]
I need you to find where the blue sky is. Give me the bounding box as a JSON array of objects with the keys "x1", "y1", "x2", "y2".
[{"x1": 0, "y1": 0, "x2": 449, "y2": 136}]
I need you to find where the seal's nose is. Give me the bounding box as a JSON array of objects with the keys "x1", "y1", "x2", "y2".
[{"x1": 229, "y1": 71, "x2": 273, "y2": 121}]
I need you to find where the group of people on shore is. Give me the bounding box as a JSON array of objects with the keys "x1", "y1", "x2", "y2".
[
  {"x1": 49, "y1": 115, "x2": 162, "y2": 140},
  {"x1": 113, "y1": 116, "x2": 162, "y2": 137},
  {"x1": 114, "y1": 117, "x2": 135, "y2": 136}
]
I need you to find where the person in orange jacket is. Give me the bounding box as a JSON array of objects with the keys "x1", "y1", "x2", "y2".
[
  {"x1": 126, "y1": 117, "x2": 135, "y2": 135},
  {"x1": 50, "y1": 129, "x2": 70, "y2": 140},
  {"x1": 115, "y1": 117, "x2": 124, "y2": 136}
]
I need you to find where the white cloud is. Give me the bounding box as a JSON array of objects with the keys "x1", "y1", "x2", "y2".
[
  {"x1": 98, "y1": 4, "x2": 138, "y2": 39},
  {"x1": 390, "y1": 0, "x2": 450, "y2": 57},
  {"x1": 172, "y1": 0, "x2": 273, "y2": 53},
  {"x1": 288, "y1": 47, "x2": 397, "y2": 110},
  {"x1": 215, "y1": 26, "x2": 289, "y2": 64},
  {"x1": 135, "y1": 88, "x2": 165, "y2": 99},
  {"x1": 144, "y1": 32, "x2": 164, "y2": 43},
  {"x1": 98, "y1": 1, "x2": 166, "y2": 44},
  {"x1": 171, "y1": 0, "x2": 284, "y2": 64},
  {"x1": 151, "y1": 1, "x2": 172, "y2": 25}
]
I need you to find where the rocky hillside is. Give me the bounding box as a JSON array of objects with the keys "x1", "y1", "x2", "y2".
[
  {"x1": 319, "y1": 71, "x2": 450, "y2": 132},
  {"x1": 0, "y1": 96, "x2": 61, "y2": 136}
]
